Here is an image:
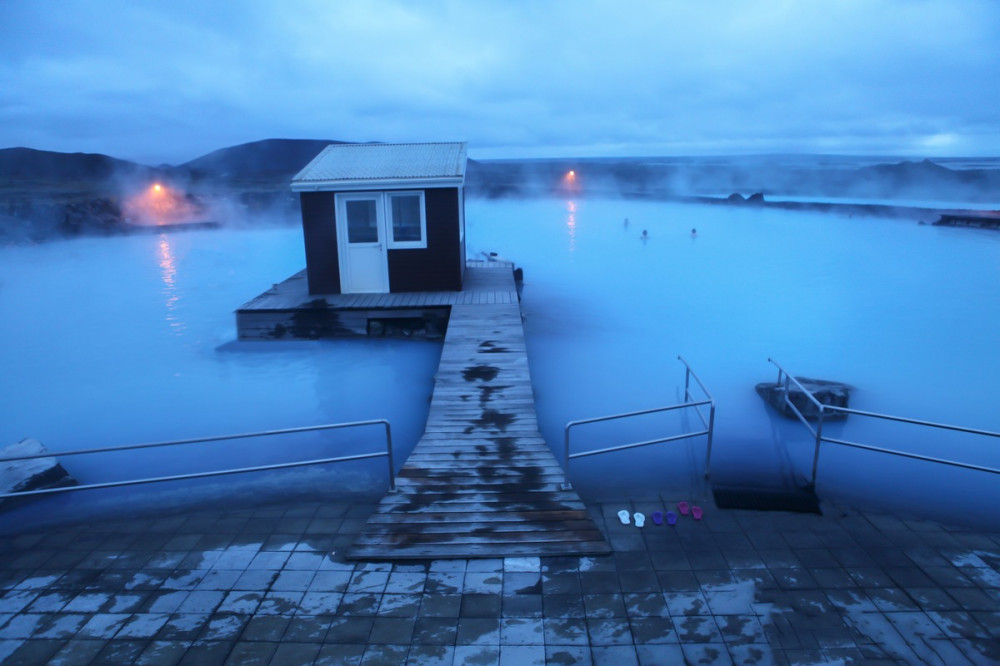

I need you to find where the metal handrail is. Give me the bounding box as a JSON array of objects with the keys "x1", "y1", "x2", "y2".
[
  {"x1": 767, "y1": 358, "x2": 1000, "y2": 484},
  {"x1": 563, "y1": 356, "x2": 716, "y2": 482},
  {"x1": 679, "y1": 355, "x2": 716, "y2": 476},
  {"x1": 0, "y1": 420, "x2": 395, "y2": 499}
]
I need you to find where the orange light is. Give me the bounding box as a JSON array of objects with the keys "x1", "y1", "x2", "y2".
[
  {"x1": 567, "y1": 170, "x2": 576, "y2": 181},
  {"x1": 125, "y1": 182, "x2": 200, "y2": 226}
]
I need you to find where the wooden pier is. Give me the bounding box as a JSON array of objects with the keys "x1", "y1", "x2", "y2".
[
  {"x1": 236, "y1": 262, "x2": 522, "y2": 340},
  {"x1": 347, "y1": 263, "x2": 610, "y2": 560}
]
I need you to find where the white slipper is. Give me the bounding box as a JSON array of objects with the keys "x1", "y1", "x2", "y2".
[
  {"x1": 617, "y1": 510, "x2": 630, "y2": 525},
  {"x1": 634, "y1": 512, "x2": 646, "y2": 528}
]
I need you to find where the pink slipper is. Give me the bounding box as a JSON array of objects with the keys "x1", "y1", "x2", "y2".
[
  {"x1": 678, "y1": 501, "x2": 690, "y2": 516},
  {"x1": 692, "y1": 506, "x2": 703, "y2": 520},
  {"x1": 666, "y1": 511, "x2": 677, "y2": 526},
  {"x1": 652, "y1": 511, "x2": 663, "y2": 525}
]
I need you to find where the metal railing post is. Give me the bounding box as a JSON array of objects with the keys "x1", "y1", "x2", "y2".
[
  {"x1": 768, "y1": 357, "x2": 1000, "y2": 486},
  {"x1": 705, "y1": 402, "x2": 716, "y2": 479},
  {"x1": 383, "y1": 420, "x2": 396, "y2": 490},
  {"x1": 811, "y1": 405, "x2": 824, "y2": 485},
  {"x1": 562, "y1": 425, "x2": 573, "y2": 488},
  {"x1": 564, "y1": 357, "x2": 716, "y2": 484},
  {"x1": 0, "y1": 419, "x2": 397, "y2": 500}
]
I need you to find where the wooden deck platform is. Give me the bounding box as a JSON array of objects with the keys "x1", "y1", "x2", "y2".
[
  {"x1": 236, "y1": 261, "x2": 518, "y2": 340},
  {"x1": 348, "y1": 264, "x2": 610, "y2": 560}
]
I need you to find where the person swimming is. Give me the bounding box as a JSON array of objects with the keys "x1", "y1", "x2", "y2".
[
  {"x1": 624, "y1": 217, "x2": 629, "y2": 228},
  {"x1": 690, "y1": 228, "x2": 697, "y2": 237},
  {"x1": 641, "y1": 229, "x2": 648, "y2": 242}
]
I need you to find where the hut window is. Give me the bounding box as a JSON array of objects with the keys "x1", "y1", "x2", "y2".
[
  {"x1": 387, "y1": 191, "x2": 426, "y2": 249},
  {"x1": 345, "y1": 199, "x2": 379, "y2": 243}
]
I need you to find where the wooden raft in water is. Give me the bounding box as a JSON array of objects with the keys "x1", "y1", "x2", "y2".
[{"x1": 349, "y1": 265, "x2": 610, "y2": 560}]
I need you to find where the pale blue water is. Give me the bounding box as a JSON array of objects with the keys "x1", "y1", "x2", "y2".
[
  {"x1": 0, "y1": 227, "x2": 440, "y2": 528},
  {"x1": 2, "y1": 200, "x2": 998, "y2": 530},
  {"x1": 466, "y1": 198, "x2": 1000, "y2": 527}
]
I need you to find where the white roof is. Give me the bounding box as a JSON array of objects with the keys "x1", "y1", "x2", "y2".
[{"x1": 291, "y1": 142, "x2": 467, "y2": 191}]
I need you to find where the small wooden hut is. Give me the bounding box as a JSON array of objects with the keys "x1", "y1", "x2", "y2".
[{"x1": 291, "y1": 142, "x2": 468, "y2": 294}]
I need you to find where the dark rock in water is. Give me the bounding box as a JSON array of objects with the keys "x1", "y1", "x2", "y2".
[
  {"x1": 755, "y1": 377, "x2": 853, "y2": 421},
  {"x1": 0, "y1": 438, "x2": 78, "y2": 509},
  {"x1": 747, "y1": 192, "x2": 766, "y2": 204},
  {"x1": 727, "y1": 193, "x2": 746, "y2": 203}
]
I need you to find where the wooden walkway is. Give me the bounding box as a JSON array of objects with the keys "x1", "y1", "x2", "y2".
[
  {"x1": 349, "y1": 264, "x2": 610, "y2": 560},
  {"x1": 236, "y1": 261, "x2": 519, "y2": 340}
]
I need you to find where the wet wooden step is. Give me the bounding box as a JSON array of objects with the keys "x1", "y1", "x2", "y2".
[{"x1": 347, "y1": 265, "x2": 609, "y2": 560}]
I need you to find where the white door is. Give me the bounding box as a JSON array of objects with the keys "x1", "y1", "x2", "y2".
[{"x1": 336, "y1": 193, "x2": 389, "y2": 293}]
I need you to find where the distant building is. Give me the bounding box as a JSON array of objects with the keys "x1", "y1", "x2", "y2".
[{"x1": 291, "y1": 142, "x2": 468, "y2": 294}]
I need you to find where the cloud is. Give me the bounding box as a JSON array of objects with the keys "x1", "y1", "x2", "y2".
[{"x1": 0, "y1": 0, "x2": 998, "y2": 163}]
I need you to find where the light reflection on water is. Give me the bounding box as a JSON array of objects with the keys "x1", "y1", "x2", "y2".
[
  {"x1": 2, "y1": 203, "x2": 999, "y2": 531},
  {"x1": 566, "y1": 200, "x2": 577, "y2": 255},
  {"x1": 157, "y1": 234, "x2": 184, "y2": 334},
  {"x1": 0, "y1": 227, "x2": 439, "y2": 529},
  {"x1": 466, "y1": 197, "x2": 1000, "y2": 528}
]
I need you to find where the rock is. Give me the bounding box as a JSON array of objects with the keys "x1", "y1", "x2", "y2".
[
  {"x1": 727, "y1": 193, "x2": 746, "y2": 203},
  {"x1": 0, "y1": 438, "x2": 78, "y2": 509},
  {"x1": 755, "y1": 377, "x2": 853, "y2": 421},
  {"x1": 747, "y1": 192, "x2": 766, "y2": 204}
]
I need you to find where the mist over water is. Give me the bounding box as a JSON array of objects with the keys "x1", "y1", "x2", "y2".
[
  {"x1": 466, "y1": 198, "x2": 1000, "y2": 528},
  {"x1": 1, "y1": 198, "x2": 998, "y2": 531},
  {"x1": 0, "y1": 227, "x2": 439, "y2": 530}
]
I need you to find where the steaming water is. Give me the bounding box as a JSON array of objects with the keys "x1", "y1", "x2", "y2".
[
  {"x1": 0, "y1": 227, "x2": 440, "y2": 530},
  {"x1": 2, "y1": 199, "x2": 999, "y2": 531},
  {"x1": 466, "y1": 198, "x2": 1000, "y2": 528}
]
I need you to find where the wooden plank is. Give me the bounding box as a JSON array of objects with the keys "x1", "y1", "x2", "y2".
[
  {"x1": 358, "y1": 520, "x2": 598, "y2": 535},
  {"x1": 235, "y1": 262, "x2": 612, "y2": 560},
  {"x1": 349, "y1": 540, "x2": 611, "y2": 560},
  {"x1": 363, "y1": 509, "x2": 591, "y2": 524}
]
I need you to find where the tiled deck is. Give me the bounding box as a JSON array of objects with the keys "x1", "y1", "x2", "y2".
[{"x1": 2, "y1": 494, "x2": 999, "y2": 665}]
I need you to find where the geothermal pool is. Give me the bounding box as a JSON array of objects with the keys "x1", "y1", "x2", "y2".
[
  {"x1": 1, "y1": 199, "x2": 998, "y2": 530},
  {"x1": 0, "y1": 226, "x2": 442, "y2": 530},
  {"x1": 465, "y1": 198, "x2": 1000, "y2": 527}
]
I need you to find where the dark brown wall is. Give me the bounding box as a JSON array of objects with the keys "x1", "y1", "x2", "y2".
[
  {"x1": 300, "y1": 192, "x2": 341, "y2": 294},
  {"x1": 387, "y1": 187, "x2": 463, "y2": 292},
  {"x1": 300, "y1": 186, "x2": 464, "y2": 295}
]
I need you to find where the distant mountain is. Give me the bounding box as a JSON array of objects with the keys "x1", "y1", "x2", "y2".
[
  {"x1": 0, "y1": 147, "x2": 153, "y2": 182},
  {"x1": 178, "y1": 138, "x2": 343, "y2": 180},
  {"x1": 851, "y1": 159, "x2": 1000, "y2": 199}
]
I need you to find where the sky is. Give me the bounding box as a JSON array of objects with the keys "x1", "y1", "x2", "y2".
[{"x1": 1, "y1": 0, "x2": 999, "y2": 166}]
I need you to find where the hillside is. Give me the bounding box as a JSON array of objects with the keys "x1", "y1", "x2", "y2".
[
  {"x1": 0, "y1": 147, "x2": 155, "y2": 183},
  {"x1": 178, "y1": 138, "x2": 342, "y2": 181},
  {"x1": 2, "y1": 140, "x2": 998, "y2": 243}
]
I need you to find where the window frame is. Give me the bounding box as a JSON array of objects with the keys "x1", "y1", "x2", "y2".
[{"x1": 385, "y1": 190, "x2": 427, "y2": 250}]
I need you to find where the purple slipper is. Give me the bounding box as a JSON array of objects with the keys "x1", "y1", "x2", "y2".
[
  {"x1": 652, "y1": 511, "x2": 663, "y2": 525},
  {"x1": 666, "y1": 511, "x2": 677, "y2": 526}
]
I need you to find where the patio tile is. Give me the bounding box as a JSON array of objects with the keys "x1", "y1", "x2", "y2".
[
  {"x1": 456, "y1": 618, "x2": 500, "y2": 645},
  {"x1": 418, "y1": 595, "x2": 462, "y2": 618},
  {"x1": 463, "y1": 572, "x2": 502, "y2": 595},
  {"x1": 587, "y1": 617, "x2": 632, "y2": 646},
  {"x1": 368, "y1": 617, "x2": 415, "y2": 645},
  {"x1": 591, "y1": 645, "x2": 639, "y2": 665},
  {"x1": 498, "y1": 644, "x2": 545, "y2": 665},
  {"x1": 499, "y1": 617, "x2": 544, "y2": 645},
  {"x1": 411, "y1": 617, "x2": 458, "y2": 645},
  {"x1": 326, "y1": 616, "x2": 375, "y2": 644},
  {"x1": 283, "y1": 615, "x2": 332, "y2": 643}
]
